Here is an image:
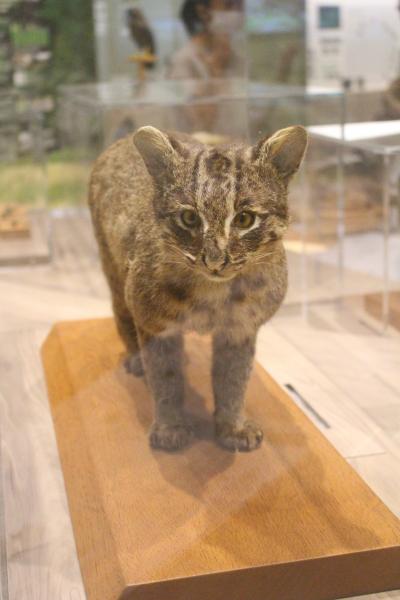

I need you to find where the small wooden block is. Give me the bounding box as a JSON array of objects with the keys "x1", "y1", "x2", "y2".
[
  {"x1": 0, "y1": 208, "x2": 50, "y2": 266},
  {"x1": 365, "y1": 291, "x2": 400, "y2": 330},
  {"x1": 41, "y1": 318, "x2": 400, "y2": 600},
  {"x1": 0, "y1": 204, "x2": 30, "y2": 238}
]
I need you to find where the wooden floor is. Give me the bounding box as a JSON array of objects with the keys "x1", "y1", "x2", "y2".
[{"x1": 0, "y1": 208, "x2": 399, "y2": 600}]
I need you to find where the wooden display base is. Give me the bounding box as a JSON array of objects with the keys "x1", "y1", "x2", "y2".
[{"x1": 42, "y1": 318, "x2": 400, "y2": 600}]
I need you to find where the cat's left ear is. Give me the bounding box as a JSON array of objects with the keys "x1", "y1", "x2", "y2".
[
  {"x1": 133, "y1": 126, "x2": 183, "y2": 180},
  {"x1": 254, "y1": 126, "x2": 308, "y2": 183}
]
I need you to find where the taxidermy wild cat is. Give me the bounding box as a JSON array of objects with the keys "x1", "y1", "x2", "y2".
[{"x1": 89, "y1": 125, "x2": 308, "y2": 452}]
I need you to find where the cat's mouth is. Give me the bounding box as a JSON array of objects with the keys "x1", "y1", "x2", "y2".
[
  {"x1": 181, "y1": 252, "x2": 239, "y2": 281},
  {"x1": 200, "y1": 269, "x2": 236, "y2": 282}
]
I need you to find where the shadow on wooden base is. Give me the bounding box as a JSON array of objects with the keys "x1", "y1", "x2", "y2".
[{"x1": 41, "y1": 318, "x2": 400, "y2": 600}]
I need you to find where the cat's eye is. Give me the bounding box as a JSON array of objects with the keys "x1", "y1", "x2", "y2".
[
  {"x1": 233, "y1": 211, "x2": 256, "y2": 229},
  {"x1": 181, "y1": 209, "x2": 200, "y2": 228}
]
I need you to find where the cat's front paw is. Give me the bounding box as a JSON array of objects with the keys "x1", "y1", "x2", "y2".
[
  {"x1": 124, "y1": 353, "x2": 145, "y2": 377},
  {"x1": 216, "y1": 420, "x2": 263, "y2": 452},
  {"x1": 150, "y1": 422, "x2": 193, "y2": 451}
]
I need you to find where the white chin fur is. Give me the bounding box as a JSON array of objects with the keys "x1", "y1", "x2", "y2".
[{"x1": 201, "y1": 271, "x2": 235, "y2": 282}]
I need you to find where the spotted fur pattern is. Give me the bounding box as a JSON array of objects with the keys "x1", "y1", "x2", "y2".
[{"x1": 89, "y1": 125, "x2": 307, "y2": 452}]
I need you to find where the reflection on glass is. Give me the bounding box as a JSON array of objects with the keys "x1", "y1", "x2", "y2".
[
  {"x1": 167, "y1": 0, "x2": 245, "y2": 80},
  {"x1": 166, "y1": 0, "x2": 245, "y2": 133}
]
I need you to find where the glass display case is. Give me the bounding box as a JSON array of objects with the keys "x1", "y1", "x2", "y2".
[
  {"x1": 57, "y1": 78, "x2": 344, "y2": 308},
  {"x1": 0, "y1": 0, "x2": 54, "y2": 267},
  {"x1": 304, "y1": 121, "x2": 400, "y2": 328},
  {"x1": 2, "y1": 4, "x2": 400, "y2": 600},
  {"x1": 0, "y1": 91, "x2": 49, "y2": 266},
  {"x1": 56, "y1": 79, "x2": 344, "y2": 175}
]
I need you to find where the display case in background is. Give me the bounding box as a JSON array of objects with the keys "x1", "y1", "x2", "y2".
[
  {"x1": 247, "y1": 0, "x2": 305, "y2": 86},
  {"x1": 57, "y1": 80, "x2": 344, "y2": 156},
  {"x1": 92, "y1": 0, "x2": 306, "y2": 83},
  {"x1": 0, "y1": 0, "x2": 55, "y2": 267},
  {"x1": 2, "y1": 0, "x2": 398, "y2": 329},
  {"x1": 0, "y1": 91, "x2": 50, "y2": 266},
  {"x1": 92, "y1": 0, "x2": 248, "y2": 82},
  {"x1": 0, "y1": 0, "x2": 308, "y2": 265},
  {"x1": 57, "y1": 78, "x2": 346, "y2": 309},
  {"x1": 305, "y1": 121, "x2": 400, "y2": 329}
]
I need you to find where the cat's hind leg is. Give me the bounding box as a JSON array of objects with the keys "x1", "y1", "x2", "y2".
[
  {"x1": 113, "y1": 296, "x2": 145, "y2": 378},
  {"x1": 97, "y1": 237, "x2": 144, "y2": 377}
]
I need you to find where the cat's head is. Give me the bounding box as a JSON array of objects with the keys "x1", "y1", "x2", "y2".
[{"x1": 133, "y1": 125, "x2": 307, "y2": 282}]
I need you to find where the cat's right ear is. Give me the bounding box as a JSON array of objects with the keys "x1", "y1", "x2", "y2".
[
  {"x1": 253, "y1": 126, "x2": 308, "y2": 184},
  {"x1": 133, "y1": 126, "x2": 179, "y2": 180}
]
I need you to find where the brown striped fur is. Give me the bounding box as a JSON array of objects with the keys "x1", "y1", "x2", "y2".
[{"x1": 89, "y1": 125, "x2": 307, "y2": 451}]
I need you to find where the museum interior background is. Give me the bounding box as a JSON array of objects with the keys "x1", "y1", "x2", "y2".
[
  {"x1": 2, "y1": 0, "x2": 400, "y2": 310},
  {"x1": 1, "y1": 1, "x2": 400, "y2": 599}
]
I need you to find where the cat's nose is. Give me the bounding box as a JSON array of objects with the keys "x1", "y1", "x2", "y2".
[
  {"x1": 202, "y1": 235, "x2": 228, "y2": 272},
  {"x1": 202, "y1": 253, "x2": 228, "y2": 272}
]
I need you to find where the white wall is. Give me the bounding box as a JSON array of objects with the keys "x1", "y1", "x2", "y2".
[{"x1": 307, "y1": 0, "x2": 400, "y2": 90}]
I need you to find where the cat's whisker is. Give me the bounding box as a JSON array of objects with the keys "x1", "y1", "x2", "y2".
[
  {"x1": 182, "y1": 252, "x2": 197, "y2": 263},
  {"x1": 253, "y1": 251, "x2": 275, "y2": 261},
  {"x1": 163, "y1": 243, "x2": 197, "y2": 263},
  {"x1": 164, "y1": 260, "x2": 188, "y2": 266},
  {"x1": 163, "y1": 256, "x2": 197, "y2": 269},
  {"x1": 250, "y1": 258, "x2": 275, "y2": 267},
  {"x1": 253, "y1": 259, "x2": 273, "y2": 265}
]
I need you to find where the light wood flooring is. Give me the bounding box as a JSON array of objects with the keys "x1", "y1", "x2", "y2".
[{"x1": 0, "y1": 209, "x2": 399, "y2": 600}]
